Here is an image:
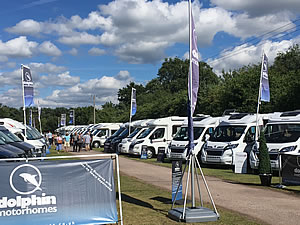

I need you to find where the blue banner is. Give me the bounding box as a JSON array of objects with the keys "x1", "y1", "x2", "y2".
[
  {"x1": 260, "y1": 53, "x2": 270, "y2": 102},
  {"x1": 69, "y1": 110, "x2": 74, "y2": 125},
  {"x1": 22, "y1": 66, "x2": 34, "y2": 107},
  {"x1": 0, "y1": 159, "x2": 118, "y2": 225},
  {"x1": 172, "y1": 161, "x2": 182, "y2": 202},
  {"x1": 131, "y1": 88, "x2": 137, "y2": 116}
]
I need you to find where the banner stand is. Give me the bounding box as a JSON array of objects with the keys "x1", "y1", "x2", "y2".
[
  {"x1": 0, "y1": 154, "x2": 123, "y2": 225},
  {"x1": 275, "y1": 151, "x2": 286, "y2": 189}
]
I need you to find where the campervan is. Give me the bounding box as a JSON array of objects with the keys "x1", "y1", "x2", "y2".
[
  {"x1": 129, "y1": 116, "x2": 185, "y2": 158},
  {"x1": 167, "y1": 116, "x2": 220, "y2": 160},
  {"x1": 92, "y1": 123, "x2": 121, "y2": 148},
  {"x1": 103, "y1": 124, "x2": 128, "y2": 153},
  {"x1": 0, "y1": 118, "x2": 46, "y2": 156},
  {"x1": 201, "y1": 113, "x2": 268, "y2": 167},
  {"x1": 250, "y1": 110, "x2": 300, "y2": 171},
  {"x1": 118, "y1": 119, "x2": 151, "y2": 154}
]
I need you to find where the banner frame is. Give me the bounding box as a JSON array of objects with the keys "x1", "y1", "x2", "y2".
[{"x1": 0, "y1": 154, "x2": 123, "y2": 225}]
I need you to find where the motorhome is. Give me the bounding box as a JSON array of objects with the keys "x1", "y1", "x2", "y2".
[
  {"x1": 167, "y1": 116, "x2": 220, "y2": 160},
  {"x1": 129, "y1": 116, "x2": 185, "y2": 158},
  {"x1": 92, "y1": 123, "x2": 121, "y2": 148},
  {"x1": 118, "y1": 119, "x2": 151, "y2": 154},
  {"x1": 103, "y1": 124, "x2": 128, "y2": 152},
  {"x1": 0, "y1": 118, "x2": 46, "y2": 156},
  {"x1": 250, "y1": 110, "x2": 300, "y2": 171},
  {"x1": 201, "y1": 113, "x2": 268, "y2": 167}
]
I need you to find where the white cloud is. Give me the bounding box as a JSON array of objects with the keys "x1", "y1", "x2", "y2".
[
  {"x1": 58, "y1": 32, "x2": 102, "y2": 45},
  {"x1": 0, "y1": 36, "x2": 38, "y2": 58},
  {"x1": 68, "y1": 48, "x2": 78, "y2": 56},
  {"x1": 5, "y1": 19, "x2": 42, "y2": 36},
  {"x1": 88, "y1": 47, "x2": 106, "y2": 56},
  {"x1": 207, "y1": 37, "x2": 300, "y2": 75},
  {"x1": 39, "y1": 41, "x2": 62, "y2": 56},
  {"x1": 40, "y1": 71, "x2": 80, "y2": 87},
  {"x1": 211, "y1": 0, "x2": 300, "y2": 17}
]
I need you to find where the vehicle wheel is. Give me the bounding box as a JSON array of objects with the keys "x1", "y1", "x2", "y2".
[
  {"x1": 147, "y1": 148, "x2": 155, "y2": 159},
  {"x1": 93, "y1": 142, "x2": 100, "y2": 148}
]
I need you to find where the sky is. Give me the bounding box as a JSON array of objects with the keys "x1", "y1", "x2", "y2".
[{"x1": 0, "y1": 0, "x2": 299, "y2": 108}]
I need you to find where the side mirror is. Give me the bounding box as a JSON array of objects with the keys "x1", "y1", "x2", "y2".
[
  {"x1": 163, "y1": 138, "x2": 166, "y2": 142},
  {"x1": 205, "y1": 134, "x2": 210, "y2": 142}
]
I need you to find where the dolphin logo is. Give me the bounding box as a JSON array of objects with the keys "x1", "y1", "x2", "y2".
[{"x1": 19, "y1": 173, "x2": 42, "y2": 191}]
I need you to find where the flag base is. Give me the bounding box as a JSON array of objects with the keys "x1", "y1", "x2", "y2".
[{"x1": 168, "y1": 207, "x2": 219, "y2": 223}]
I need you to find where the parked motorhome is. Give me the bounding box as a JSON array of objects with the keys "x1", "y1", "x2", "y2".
[
  {"x1": 250, "y1": 110, "x2": 300, "y2": 171},
  {"x1": 92, "y1": 123, "x2": 121, "y2": 148},
  {"x1": 0, "y1": 118, "x2": 46, "y2": 156},
  {"x1": 103, "y1": 125, "x2": 127, "y2": 152},
  {"x1": 167, "y1": 116, "x2": 220, "y2": 160},
  {"x1": 129, "y1": 116, "x2": 185, "y2": 158},
  {"x1": 118, "y1": 119, "x2": 151, "y2": 154},
  {"x1": 201, "y1": 113, "x2": 269, "y2": 168}
]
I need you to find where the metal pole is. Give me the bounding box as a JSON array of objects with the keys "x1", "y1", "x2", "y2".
[
  {"x1": 255, "y1": 51, "x2": 264, "y2": 140},
  {"x1": 115, "y1": 155, "x2": 124, "y2": 225},
  {"x1": 21, "y1": 65, "x2": 27, "y2": 138},
  {"x1": 93, "y1": 95, "x2": 96, "y2": 125}
]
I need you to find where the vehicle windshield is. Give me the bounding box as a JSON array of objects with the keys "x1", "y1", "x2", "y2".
[
  {"x1": 210, "y1": 125, "x2": 246, "y2": 142},
  {"x1": 173, "y1": 127, "x2": 205, "y2": 141},
  {"x1": 2, "y1": 130, "x2": 22, "y2": 142},
  {"x1": 137, "y1": 127, "x2": 155, "y2": 139},
  {"x1": 23, "y1": 128, "x2": 39, "y2": 140},
  {"x1": 128, "y1": 128, "x2": 142, "y2": 138},
  {"x1": 0, "y1": 131, "x2": 15, "y2": 144},
  {"x1": 119, "y1": 128, "x2": 129, "y2": 137},
  {"x1": 111, "y1": 127, "x2": 125, "y2": 138},
  {"x1": 0, "y1": 138, "x2": 6, "y2": 145},
  {"x1": 265, "y1": 123, "x2": 300, "y2": 143},
  {"x1": 29, "y1": 126, "x2": 43, "y2": 139}
]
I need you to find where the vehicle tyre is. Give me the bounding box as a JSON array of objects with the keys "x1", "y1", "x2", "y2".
[
  {"x1": 147, "y1": 148, "x2": 155, "y2": 159},
  {"x1": 93, "y1": 141, "x2": 100, "y2": 148}
]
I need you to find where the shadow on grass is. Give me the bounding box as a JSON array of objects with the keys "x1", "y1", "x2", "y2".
[{"x1": 119, "y1": 193, "x2": 154, "y2": 209}]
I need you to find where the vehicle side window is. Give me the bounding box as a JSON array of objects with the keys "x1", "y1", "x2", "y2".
[
  {"x1": 150, "y1": 128, "x2": 165, "y2": 139},
  {"x1": 244, "y1": 126, "x2": 255, "y2": 143},
  {"x1": 172, "y1": 125, "x2": 181, "y2": 135}
]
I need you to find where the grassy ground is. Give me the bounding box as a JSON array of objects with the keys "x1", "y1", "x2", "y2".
[
  {"x1": 115, "y1": 151, "x2": 300, "y2": 193},
  {"x1": 118, "y1": 173, "x2": 266, "y2": 225}
]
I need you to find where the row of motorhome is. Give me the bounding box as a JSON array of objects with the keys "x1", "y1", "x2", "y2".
[{"x1": 102, "y1": 110, "x2": 299, "y2": 173}]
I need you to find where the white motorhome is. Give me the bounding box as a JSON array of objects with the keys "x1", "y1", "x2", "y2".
[
  {"x1": 201, "y1": 113, "x2": 268, "y2": 167},
  {"x1": 167, "y1": 116, "x2": 220, "y2": 160},
  {"x1": 129, "y1": 116, "x2": 185, "y2": 158},
  {"x1": 0, "y1": 118, "x2": 46, "y2": 156},
  {"x1": 118, "y1": 119, "x2": 151, "y2": 154},
  {"x1": 250, "y1": 110, "x2": 300, "y2": 171},
  {"x1": 92, "y1": 123, "x2": 121, "y2": 148}
]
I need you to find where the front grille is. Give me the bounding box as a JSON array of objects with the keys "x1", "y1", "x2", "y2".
[
  {"x1": 170, "y1": 148, "x2": 185, "y2": 153},
  {"x1": 269, "y1": 153, "x2": 278, "y2": 160},
  {"x1": 207, "y1": 150, "x2": 223, "y2": 156}
]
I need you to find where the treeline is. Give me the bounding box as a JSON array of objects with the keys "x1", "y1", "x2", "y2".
[{"x1": 0, "y1": 45, "x2": 299, "y2": 132}]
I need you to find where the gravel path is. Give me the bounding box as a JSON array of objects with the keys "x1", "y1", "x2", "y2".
[{"x1": 72, "y1": 151, "x2": 300, "y2": 225}]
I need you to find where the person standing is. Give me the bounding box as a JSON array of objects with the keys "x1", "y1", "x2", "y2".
[
  {"x1": 89, "y1": 132, "x2": 93, "y2": 150},
  {"x1": 63, "y1": 133, "x2": 71, "y2": 152},
  {"x1": 73, "y1": 132, "x2": 78, "y2": 152},
  {"x1": 83, "y1": 132, "x2": 91, "y2": 151},
  {"x1": 77, "y1": 133, "x2": 83, "y2": 152},
  {"x1": 56, "y1": 134, "x2": 63, "y2": 153},
  {"x1": 47, "y1": 131, "x2": 53, "y2": 146}
]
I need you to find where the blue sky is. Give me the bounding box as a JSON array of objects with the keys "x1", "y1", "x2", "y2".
[{"x1": 0, "y1": 0, "x2": 299, "y2": 108}]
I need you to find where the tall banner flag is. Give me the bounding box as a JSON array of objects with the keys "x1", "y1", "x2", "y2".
[
  {"x1": 0, "y1": 159, "x2": 118, "y2": 225},
  {"x1": 131, "y1": 88, "x2": 137, "y2": 117},
  {"x1": 69, "y1": 110, "x2": 74, "y2": 125},
  {"x1": 187, "y1": 2, "x2": 199, "y2": 155},
  {"x1": 21, "y1": 65, "x2": 34, "y2": 107},
  {"x1": 29, "y1": 109, "x2": 33, "y2": 126},
  {"x1": 38, "y1": 106, "x2": 41, "y2": 122},
  {"x1": 61, "y1": 114, "x2": 66, "y2": 127},
  {"x1": 260, "y1": 53, "x2": 270, "y2": 102}
]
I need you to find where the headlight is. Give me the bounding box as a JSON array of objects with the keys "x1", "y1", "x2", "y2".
[
  {"x1": 280, "y1": 146, "x2": 297, "y2": 153},
  {"x1": 224, "y1": 144, "x2": 239, "y2": 150}
]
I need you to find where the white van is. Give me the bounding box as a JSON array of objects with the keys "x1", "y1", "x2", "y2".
[
  {"x1": 167, "y1": 116, "x2": 220, "y2": 160},
  {"x1": 129, "y1": 116, "x2": 185, "y2": 158},
  {"x1": 201, "y1": 113, "x2": 268, "y2": 167},
  {"x1": 0, "y1": 118, "x2": 46, "y2": 156},
  {"x1": 118, "y1": 119, "x2": 151, "y2": 154},
  {"x1": 250, "y1": 110, "x2": 300, "y2": 171},
  {"x1": 92, "y1": 123, "x2": 121, "y2": 148}
]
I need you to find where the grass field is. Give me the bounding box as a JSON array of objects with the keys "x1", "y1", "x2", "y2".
[{"x1": 118, "y1": 173, "x2": 266, "y2": 225}]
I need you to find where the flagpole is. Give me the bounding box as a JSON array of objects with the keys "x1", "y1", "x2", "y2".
[
  {"x1": 255, "y1": 51, "x2": 264, "y2": 140},
  {"x1": 21, "y1": 65, "x2": 27, "y2": 138}
]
